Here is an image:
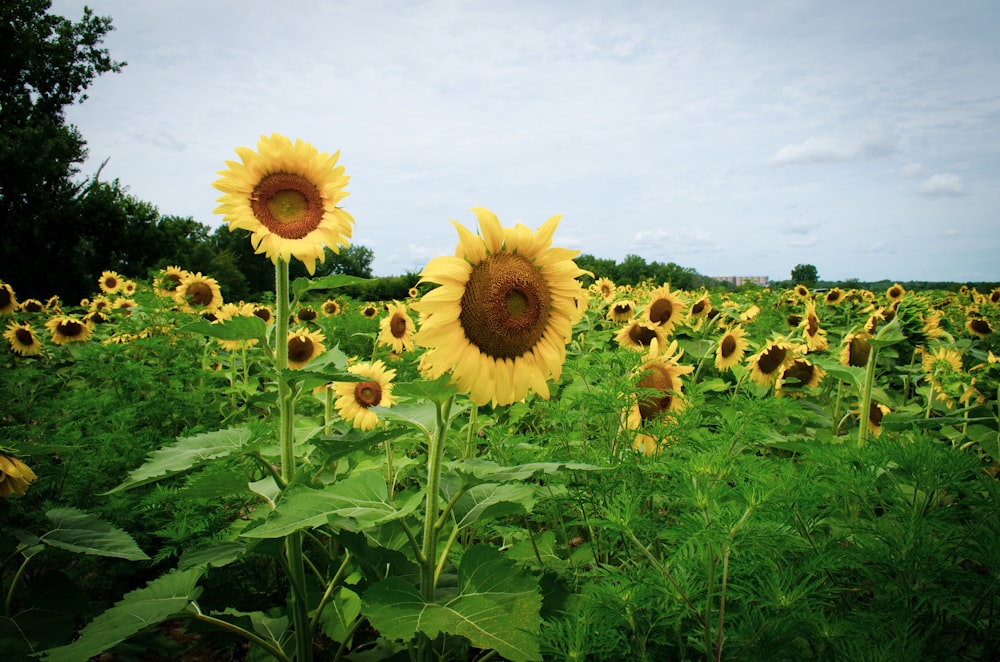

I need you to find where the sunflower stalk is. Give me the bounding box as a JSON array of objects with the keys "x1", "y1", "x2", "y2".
[{"x1": 421, "y1": 394, "x2": 454, "y2": 602}]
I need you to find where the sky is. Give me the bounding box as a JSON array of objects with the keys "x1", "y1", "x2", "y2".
[{"x1": 50, "y1": 0, "x2": 1000, "y2": 283}]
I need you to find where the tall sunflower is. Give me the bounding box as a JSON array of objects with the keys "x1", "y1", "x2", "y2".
[
  {"x1": 412, "y1": 207, "x2": 587, "y2": 406},
  {"x1": 0, "y1": 282, "x2": 17, "y2": 314},
  {"x1": 715, "y1": 325, "x2": 749, "y2": 372},
  {"x1": 213, "y1": 133, "x2": 354, "y2": 274},
  {"x1": 377, "y1": 301, "x2": 416, "y2": 354},
  {"x1": 333, "y1": 360, "x2": 398, "y2": 430},
  {"x1": 45, "y1": 316, "x2": 92, "y2": 345},
  {"x1": 287, "y1": 329, "x2": 326, "y2": 369},
  {"x1": 176, "y1": 272, "x2": 223, "y2": 313},
  {"x1": 4, "y1": 322, "x2": 42, "y2": 356},
  {"x1": 839, "y1": 332, "x2": 872, "y2": 368},
  {"x1": 746, "y1": 336, "x2": 800, "y2": 388}
]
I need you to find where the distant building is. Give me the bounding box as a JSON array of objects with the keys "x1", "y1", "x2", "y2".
[{"x1": 711, "y1": 275, "x2": 770, "y2": 287}]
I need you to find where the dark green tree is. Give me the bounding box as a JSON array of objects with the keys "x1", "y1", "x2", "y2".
[
  {"x1": 791, "y1": 263, "x2": 819, "y2": 287},
  {"x1": 0, "y1": 0, "x2": 125, "y2": 300}
]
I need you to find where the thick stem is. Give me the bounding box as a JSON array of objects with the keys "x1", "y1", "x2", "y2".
[
  {"x1": 192, "y1": 605, "x2": 292, "y2": 662},
  {"x1": 420, "y1": 396, "x2": 453, "y2": 602},
  {"x1": 857, "y1": 345, "x2": 880, "y2": 447}
]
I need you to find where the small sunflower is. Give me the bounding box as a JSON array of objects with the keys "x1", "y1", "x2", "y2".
[
  {"x1": 839, "y1": 331, "x2": 872, "y2": 368},
  {"x1": 360, "y1": 303, "x2": 379, "y2": 319},
  {"x1": 616, "y1": 319, "x2": 666, "y2": 352},
  {"x1": 44, "y1": 316, "x2": 92, "y2": 345},
  {"x1": 121, "y1": 280, "x2": 137, "y2": 297},
  {"x1": 0, "y1": 282, "x2": 17, "y2": 314},
  {"x1": 746, "y1": 336, "x2": 799, "y2": 388},
  {"x1": 4, "y1": 322, "x2": 43, "y2": 356},
  {"x1": 778, "y1": 358, "x2": 826, "y2": 394},
  {"x1": 321, "y1": 299, "x2": 341, "y2": 316},
  {"x1": 296, "y1": 306, "x2": 319, "y2": 323},
  {"x1": 688, "y1": 296, "x2": 712, "y2": 330},
  {"x1": 252, "y1": 305, "x2": 274, "y2": 324},
  {"x1": 592, "y1": 277, "x2": 617, "y2": 302},
  {"x1": 823, "y1": 288, "x2": 845, "y2": 306},
  {"x1": 377, "y1": 301, "x2": 416, "y2": 354},
  {"x1": 213, "y1": 133, "x2": 354, "y2": 274},
  {"x1": 154, "y1": 266, "x2": 188, "y2": 297},
  {"x1": 0, "y1": 453, "x2": 38, "y2": 498},
  {"x1": 966, "y1": 317, "x2": 993, "y2": 338},
  {"x1": 867, "y1": 402, "x2": 891, "y2": 438},
  {"x1": 333, "y1": 360, "x2": 398, "y2": 430},
  {"x1": 886, "y1": 283, "x2": 906, "y2": 302},
  {"x1": 408, "y1": 287, "x2": 420, "y2": 299},
  {"x1": 176, "y1": 272, "x2": 223, "y2": 313},
  {"x1": 20, "y1": 299, "x2": 44, "y2": 313},
  {"x1": 287, "y1": 329, "x2": 326, "y2": 369},
  {"x1": 794, "y1": 284, "x2": 810, "y2": 298},
  {"x1": 643, "y1": 285, "x2": 687, "y2": 335},
  {"x1": 715, "y1": 326, "x2": 750, "y2": 372},
  {"x1": 989, "y1": 288, "x2": 1000, "y2": 305},
  {"x1": 634, "y1": 344, "x2": 694, "y2": 420},
  {"x1": 800, "y1": 301, "x2": 829, "y2": 352},
  {"x1": 607, "y1": 299, "x2": 636, "y2": 323},
  {"x1": 740, "y1": 304, "x2": 761, "y2": 323},
  {"x1": 412, "y1": 207, "x2": 587, "y2": 406},
  {"x1": 98, "y1": 270, "x2": 123, "y2": 294},
  {"x1": 921, "y1": 345, "x2": 963, "y2": 377},
  {"x1": 90, "y1": 295, "x2": 112, "y2": 313}
]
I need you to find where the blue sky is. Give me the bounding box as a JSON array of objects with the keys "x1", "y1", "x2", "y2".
[{"x1": 51, "y1": 0, "x2": 1000, "y2": 282}]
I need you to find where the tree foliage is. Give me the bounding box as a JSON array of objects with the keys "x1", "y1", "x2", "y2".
[{"x1": 790, "y1": 263, "x2": 819, "y2": 287}]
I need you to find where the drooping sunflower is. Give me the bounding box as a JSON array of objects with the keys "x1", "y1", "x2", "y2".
[
  {"x1": 154, "y1": 266, "x2": 188, "y2": 297},
  {"x1": 688, "y1": 296, "x2": 712, "y2": 330},
  {"x1": 607, "y1": 299, "x2": 636, "y2": 323},
  {"x1": 886, "y1": 283, "x2": 906, "y2": 302},
  {"x1": 966, "y1": 317, "x2": 993, "y2": 338},
  {"x1": 360, "y1": 303, "x2": 379, "y2": 319},
  {"x1": 616, "y1": 319, "x2": 666, "y2": 352},
  {"x1": 643, "y1": 285, "x2": 687, "y2": 335},
  {"x1": 823, "y1": 288, "x2": 845, "y2": 306},
  {"x1": 592, "y1": 277, "x2": 617, "y2": 302},
  {"x1": 377, "y1": 301, "x2": 416, "y2": 354},
  {"x1": 839, "y1": 331, "x2": 872, "y2": 368},
  {"x1": 296, "y1": 306, "x2": 319, "y2": 323},
  {"x1": 44, "y1": 316, "x2": 92, "y2": 345},
  {"x1": 921, "y1": 345, "x2": 963, "y2": 377},
  {"x1": 98, "y1": 270, "x2": 123, "y2": 294},
  {"x1": 4, "y1": 322, "x2": 43, "y2": 356},
  {"x1": 0, "y1": 453, "x2": 38, "y2": 498},
  {"x1": 175, "y1": 272, "x2": 223, "y2": 313},
  {"x1": 990, "y1": 288, "x2": 1000, "y2": 305},
  {"x1": 866, "y1": 402, "x2": 891, "y2": 438},
  {"x1": 746, "y1": 336, "x2": 800, "y2": 388},
  {"x1": 777, "y1": 358, "x2": 826, "y2": 395},
  {"x1": 794, "y1": 284, "x2": 810, "y2": 298},
  {"x1": 20, "y1": 299, "x2": 44, "y2": 313},
  {"x1": 286, "y1": 329, "x2": 326, "y2": 369},
  {"x1": 0, "y1": 282, "x2": 17, "y2": 314},
  {"x1": 213, "y1": 133, "x2": 354, "y2": 274},
  {"x1": 412, "y1": 207, "x2": 587, "y2": 406},
  {"x1": 740, "y1": 304, "x2": 761, "y2": 323},
  {"x1": 715, "y1": 326, "x2": 750, "y2": 372},
  {"x1": 333, "y1": 360, "x2": 398, "y2": 430},
  {"x1": 799, "y1": 301, "x2": 829, "y2": 352},
  {"x1": 252, "y1": 305, "x2": 274, "y2": 324}
]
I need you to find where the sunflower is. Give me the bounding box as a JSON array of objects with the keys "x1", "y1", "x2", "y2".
[
  {"x1": 616, "y1": 320, "x2": 666, "y2": 352},
  {"x1": 252, "y1": 305, "x2": 274, "y2": 324},
  {"x1": 296, "y1": 306, "x2": 319, "y2": 323},
  {"x1": 121, "y1": 280, "x2": 137, "y2": 296},
  {"x1": 921, "y1": 345, "x2": 963, "y2": 377},
  {"x1": 360, "y1": 303, "x2": 379, "y2": 319},
  {"x1": 740, "y1": 304, "x2": 761, "y2": 323},
  {"x1": 20, "y1": 299, "x2": 44, "y2": 313},
  {"x1": 866, "y1": 402, "x2": 891, "y2": 438},
  {"x1": 643, "y1": 285, "x2": 687, "y2": 335},
  {"x1": 412, "y1": 207, "x2": 587, "y2": 406},
  {"x1": 746, "y1": 336, "x2": 799, "y2": 388},
  {"x1": 800, "y1": 301, "x2": 829, "y2": 352},
  {"x1": 0, "y1": 282, "x2": 17, "y2": 314},
  {"x1": 377, "y1": 301, "x2": 416, "y2": 354},
  {"x1": 82, "y1": 310, "x2": 109, "y2": 326},
  {"x1": 990, "y1": 288, "x2": 1000, "y2": 305},
  {"x1": 154, "y1": 266, "x2": 188, "y2": 297},
  {"x1": 333, "y1": 360, "x2": 398, "y2": 430},
  {"x1": 823, "y1": 288, "x2": 845, "y2": 306},
  {"x1": 778, "y1": 358, "x2": 826, "y2": 395},
  {"x1": 607, "y1": 299, "x2": 636, "y2": 323},
  {"x1": 44, "y1": 295, "x2": 61, "y2": 312},
  {"x1": 966, "y1": 317, "x2": 993, "y2": 338},
  {"x1": 286, "y1": 329, "x2": 326, "y2": 369},
  {"x1": 213, "y1": 133, "x2": 354, "y2": 274},
  {"x1": 0, "y1": 453, "x2": 38, "y2": 498},
  {"x1": 321, "y1": 299, "x2": 341, "y2": 316},
  {"x1": 592, "y1": 277, "x2": 617, "y2": 302},
  {"x1": 214, "y1": 302, "x2": 260, "y2": 350},
  {"x1": 44, "y1": 316, "x2": 92, "y2": 345},
  {"x1": 886, "y1": 283, "x2": 905, "y2": 302},
  {"x1": 715, "y1": 326, "x2": 750, "y2": 372},
  {"x1": 408, "y1": 287, "x2": 420, "y2": 299},
  {"x1": 839, "y1": 331, "x2": 872, "y2": 368},
  {"x1": 98, "y1": 270, "x2": 123, "y2": 294},
  {"x1": 4, "y1": 322, "x2": 42, "y2": 356},
  {"x1": 794, "y1": 284, "x2": 810, "y2": 298},
  {"x1": 688, "y1": 296, "x2": 712, "y2": 330},
  {"x1": 90, "y1": 295, "x2": 112, "y2": 313},
  {"x1": 176, "y1": 272, "x2": 223, "y2": 313},
  {"x1": 635, "y1": 345, "x2": 694, "y2": 420}
]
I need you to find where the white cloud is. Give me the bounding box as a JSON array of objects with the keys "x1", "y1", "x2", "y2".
[
  {"x1": 786, "y1": 235, "x2": 819, "y2": 247},
  {"x1": 780, "y1": 221, "x2": 822, "y2": 235},
  {"x1": 918, "y1": 173, "x2": 966, "y2": 197},
  {"x1": 630, "y1": 228, "x2": 721, "y2": 254},
  {"x1": 770, "y1": 127, "x2": 897, "y2": 165},
  {"x1": 900, "y1": 162, "x2": 924, "y2": 178}
]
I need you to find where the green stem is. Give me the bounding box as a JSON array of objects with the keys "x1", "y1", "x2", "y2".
[
  {"x1": 421, "y1": 396, "x2": 453, "y2": 602},
  {"x1": 857, "y1": 345, "x2": 880, "y2": 447},
  {"x1": 308, "y1": 551, "x2": 352, "y2": 635},
  {"x1": 191, "y1": 605, "x2": 292, "y2": 662},
  {"x1": 2, "y1": 546, "x2": 31, "y2": 616}
]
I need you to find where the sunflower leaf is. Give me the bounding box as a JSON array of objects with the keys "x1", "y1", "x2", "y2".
[
  {"x1": 179, "y1": 316, "x2": 267, "y2": 342},
  {"x1": 105, "y1": 426, "x2": 255, "y2": 494},
  {"x1": 362, "y1": 545, "x2": 542, "y2": 662},
  {"x1": 292, "y1": 274, "x2": 370, "y2": 300},
  {"x1": 40, "y1": 508, "x2": 150, "y2": 561},
  {"x1": 37, "y1": 568, "x2": 203, "y2": 662},
  {"x1": 444, "y1": 458, "x2": 605, "y2": 485}
]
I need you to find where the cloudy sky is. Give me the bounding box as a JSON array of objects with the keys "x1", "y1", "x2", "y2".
[{"x1": 51, "y1": 0, "x2": 999, "y2": 282}]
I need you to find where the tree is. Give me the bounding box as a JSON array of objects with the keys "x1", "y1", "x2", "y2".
[
  {"x1": 790, "y1": 263, "x2": 819, "y2": 287},
  {"x1": 0, "y1": 0, "x2": 125, "y2": 299}
]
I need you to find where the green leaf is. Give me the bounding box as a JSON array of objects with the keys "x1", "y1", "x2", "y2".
[
  {"x1": 371, "y1": 400, "x2": 438, "y2": 437},
  {"x1": 869, "y1": 318, "x2": 907, "y2": 348},
  {"x1": 317, "y1": 587, "x2": 362, "y2": 644},
  {"x1": 40, "y1": 508, "x2": 150, "y2": 561},
  {"x1": 179, "y1": 316, "x2": 267, "y2": 342},
  {"x1": 38, "y1": 568, "x2": 203, "y2": 662},
  {"x1": 242, "y1": 471, "x2": 422, "y2": 539},
  {"x1": 178, "y1": 541, "x2": 247, "y2": 570},
  {"x1": 292, "y1": 274, "x2": 371, "y2": 299},
  {"x1": 213, "y1": 608, "x2": 288, "y2": 645},
  {"x1": 446, "y1": 459, "x2": 605, "y2": 485},
  {"x1": 447, "y1": 482, "x2": 536, "y2": 529},
  {"x1": 106, "y1": 426, "x2": 255, "y2": 493},
  {"x1": 811, "y1": 357, "x2": 866, "y2": 393},
  {"x1": 363, "y1": 545, "x2": 542, "y2": 662}
]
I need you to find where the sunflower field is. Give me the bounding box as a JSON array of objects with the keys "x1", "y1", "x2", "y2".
[{"x1": 3, "y1": 137, "x2": 1000, "y2": 662}]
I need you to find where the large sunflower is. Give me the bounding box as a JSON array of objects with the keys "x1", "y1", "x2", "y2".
[
  {"x1": 333, "y1": 360, "x2": 398, "y2": 430},
  {"x1": 377, "y1": 301, "x2": 416, "y2": 354},
  {"x1": 839, "y1": 331, "x2": 872, "y2": 368},
  {"x1": 175, "y1": 272, "x2": 223, "y2": 313},
  {"x1": 1, "y1": 282, "x2": 18, "y2": 314},
  {"x1": 44, "y1": 316, "x2": 92, "y2": 345},
  {"x1": 746, "y1": 336, "x2": 800, "y2": 388},
  {"x1": 4, "y1": 322, "x2": 43, "y2": 356},
  {"x1": 213, "y1": 133, "x2": 354, "y2": 274},
  {"x1": 287, "y1": 329, "x2": 326, "y2": 369},
  {"x1": 412, "y1": 207, "x2": 587, "y2": 406},
  {"x1": 643, "y1": 285, "x2": 687, "y2": 335},
  {"x1": 98, "y1": 270, "x2": 123, "y2": 295},
  {"x1": 715, "y1": 325, "x2": 749, "y2": 372}
]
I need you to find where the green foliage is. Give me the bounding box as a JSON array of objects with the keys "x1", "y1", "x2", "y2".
[{"x1": 791, "y1": 263, "x2": 819, "y2": 287}]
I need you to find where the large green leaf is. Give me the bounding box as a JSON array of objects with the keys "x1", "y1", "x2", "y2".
[
  {"x1": 242, "y1": 471, "x2": 422, "y2": 539},
  {"x1": 811, "y1": 357, "x2": 866, "y2": 393},
  {"x1": 446, "y1": 482, "x2": 536, "y2": 529},
  {"x1": 292, "y1": 274, "x2": 370, "y2": 299},
  {"x1": 363, "y1": 545, "x2": 542, "y2": 662},
  {"x1": 445, "y1": 458, "x2": 604, "y2": 485},
  {"x1": 317, "y1": 587, "x2": 362, "y2": 644},
  {"x1": 40, "y1": 508, "x2": 149, "y2": 561},
  {"x1": 179, "y1": 316, "x2": 267, "y2": 342},
  {"x1": 39, "y1": 568, "x2": 203, "y2": 662},
  {"x1": 106, "y1": 426, "x2": 254, "y2": 493}
]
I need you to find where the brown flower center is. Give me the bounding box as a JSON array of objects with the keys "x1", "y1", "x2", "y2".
[
  {"x1": 806, "y1": 314, "x2": 819, "y2": 336},
  {"x1": 460, "y1": 252, "x2": 551, "y2": 360},
  {"x1": 298, "y1": 307, "x2": 317, "y2": 321},
  {"x1": 288, "y1": 336, "x2": 316, "y2": 364},
  {"x1": 251, "y1": 172, "x2": 324, "y2": 239},
  {"x1": 691, "y1": 299, "x2": 706, "y2": 315},
  {"x1": 57, "y1": 320, "x2": 84, "y2": 337},
  {"x1": 0, "y1": 288, "x2": 12, "y2": 309},
  {"x1": 628, "y1": 323, "x2": 658, "y2": 347},
  {"x1": 23, "y1": 301, "x2": 43, "y2": 312},
  {"x1": 720, "y1": 333, "x2": 737, "y2": 358},
  {"x1": 253, "y1": 307, "x2": 273, "y2": 323},
  {"x1": 648, "y1": 297, "x2": 674, "y2": 325},
  {"x1": 104, "y1": 277, "x2": 118, "y2": 289},
  {"x1": 757, "y1": 345, "x2": 787, "y2": 375},
  {"x1": 354, "y1": 380, "x2": 383, "y2": 408},
  {"x1": 390, "y1": 313, "x2": 408, "y2": 338},
  {"x1": 186, "y1": 282, "x2": 214, "y2": 307},
  {"x1": 970, "y1": 318, "x2": 992, "y2": 335},
  {"x1": 637, "y1": 364, "x2": 675, "y2": 421},
  {"x1": 869, "y1": 402, "x2": 885, "y2": 426},
  {"x1": 782, "y1": 360, "x2": 814, "y2": 387},
  {"x1": 848, "y1": 336, "x2": 871, "y2": 367},
  {"x1": 15, "y1": 328, "x2": 34, "y2": 345}
]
